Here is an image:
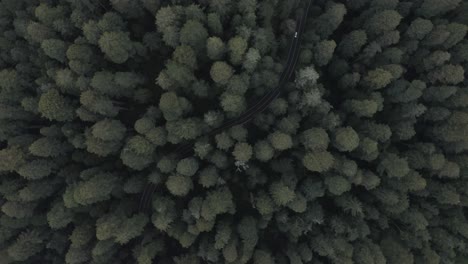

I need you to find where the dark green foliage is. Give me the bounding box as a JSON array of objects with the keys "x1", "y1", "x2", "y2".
[
  {"x1": 417, "y1": 0, "x2": 462, "y2": 18},
  {"x1": 73, "y1": 171, "x2": 119, "y2": 205},
  {"x1": 206, "y1": 37, "x2": 226, "y2": 60},
  {"x1": 300, "y1": 128, "x2": 330, "y2": 151},
  {"x1": 47, "y1": 201, "x2": 74, "y2": 229},
  {"x1": 364, "y1": 10, "x2": 402, "y2": 36},
  {"x1": 232, "y1": 142, "x2": 253, "y2": 162},
  {"x1": 98, "y1": 31, "x2": 134, "y2": 64},
  {"x1": 227, "y1": 36, "x2": 248, "y2": 65},
  {"x1": 29, "y1": 137, "x2": 70, "y2": 158},
  {"x1": 179, "y1": 20, "x2": 208, "y2": 51},
  {"x1": 121, "y1": 136, "x2": 155, "y2": 170},
  {"x1": 333, "y1": 126, "x2": 360, "y2": 152},
  {"x1": 406, "y1": 18, "x2": 433, "y2": 40},
  {"x1": 91, "y1": 119, "x2": 126, "y2": 142},
  {"x1": 17, "y1": 159, "x2": 55, "y2": 180},
  {"x1": 210, "y1": 61, "x2": 234, "y2": 85},
  {"x1": 268, "y1": 131, "x2": 293, "y2": 151},
  {"x1": 314, "y1": 40, "x2": 336, "y2": 66},
  {"x1": 176, "y1": 158, "x2": 199, "y2": 177},
  {"x1": 38, "y1": 89, "x2": 75, "y2": 122},
  {"x1": 159, "y1": 92, "x2": 184, "y2": 121},
  {"x1": 269, "y1": 181, "x2": 295, "y2": 206},
  {"x1": 0, "y1": 147, "x2": 26, "y2": 172},
  {"x1": 0, "y1": 0, "x2": 467, "y2": 263},
  {"x1": 166, "y1": 174, "x2": 193, "y2": 196},
  {"x1": 303, "y1": 151, "x2": 335, "y2": 172},
  {"x1": 7, "y1": 230, "x2": 44, "y2": 261},
  {"x1": 41, "y1": 39, "x2": 67, "y2": 62},
  {"x1": 338, "y1": 30, "x2": 367, "y2": 58},
  {"x1": 221, "y1": 92, "x2": 246, "y2": 116},
  {"x1": 314, "y1": 3, "x2": 347, "y2": 39}
]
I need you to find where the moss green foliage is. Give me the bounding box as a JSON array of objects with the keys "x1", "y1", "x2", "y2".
[
  {"x1": 0, "y1": 0, "x2": 467, "y2": 263},
  {"x1": 210, "y1": 61, "x2": 234, "y2": 85},
  {"x1": 38, "y1": 89, "x2": 75, "y2": 121}
]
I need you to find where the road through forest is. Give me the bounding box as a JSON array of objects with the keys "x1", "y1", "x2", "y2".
[{"x1": 139, "y1": 0, "x2": 313, "y2": 212}]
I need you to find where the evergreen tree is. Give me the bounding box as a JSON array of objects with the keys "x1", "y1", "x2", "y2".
[
  {"x1": 98, "y1": 31, "x2": 134, "y2": 64},
  {"x1": 227, "y1": 36, "x2": 248, "y2": 66},
  {"x1": 7, "y1": 230, "x2": 45, "y2": 261},
  {"x1": 41, "y1": 39, "x2": 67, "y2": 63},
  {"x1": 333, "y1": 127, "x2": 360, "y2": 152},
  {"x1": 314, "y1": 3, "x2": 347, "y2": 39},
  {"x1": 268, "y1": 131, "x2": 293, "y2": 151},
  {"x1": 38, "y1": 89, "x2": 75, "y2": 122},
  {"x1": 73, "y1": 171, "x2": 119, "y2": 205},
  {"x1": 338, "y1": 30, "x2": 367, "y2": 58},
  {"x1": 302, "y1": 151, "x2": 334, "y2": 172},
  {"x1": 232, "y1": 142, "x2": 253, "y2": 163},
  {"x1": 0, "y1": 0, "x2": 467, "y2": 263},
  {"x1": 91, "y1": 119, "x2": 126, "y2": 142},
  {"x1": 179, "y1": 20, "x2": 208, "y2": 51},
  {"x1": 210, "y1": 61, "x2": 234, "y2": 85},
  {"x1": 417, "y1": 0, "x2": 462, "y2": 18},
  {"x1": 159, "y1": 92, "x2": 184, "y2": 121},
  {"x1": 406, "y1": 18, "x2": 434, "y2": 40},
  {"x1": 29, "y1": 137, "x2": 71, "y2": 158},
  {"x1": 314, "y1": 40, "x2": 336, "y2": 66}
]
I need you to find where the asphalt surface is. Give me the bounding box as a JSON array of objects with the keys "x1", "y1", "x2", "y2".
[{"x1": 139, "y1": 0, "x2": 312, "y2": 213}]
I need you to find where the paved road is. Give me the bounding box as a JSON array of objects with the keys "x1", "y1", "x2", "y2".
[{"x1": 139, "y1": 0, "x2": 312, "y2": 213}]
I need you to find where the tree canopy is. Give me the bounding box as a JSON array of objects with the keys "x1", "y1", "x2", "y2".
[{"x1": 0, "y1": 0, "x2": 467, "y2": 263}]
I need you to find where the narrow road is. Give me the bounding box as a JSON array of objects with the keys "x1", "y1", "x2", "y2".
[
  {"x1": 139, "y1": 0, "x2": 312, "y2": 213},
  {"x1": 174, "y1": 0, "x2": 312, "y2": 159}
]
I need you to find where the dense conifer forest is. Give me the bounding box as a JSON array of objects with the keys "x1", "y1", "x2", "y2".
[{"x1": 0, "y1": 0, "x2": 467, "y2": 263}]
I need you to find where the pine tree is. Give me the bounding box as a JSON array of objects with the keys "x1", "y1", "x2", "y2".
[
  {"x1": 232, "y1": 142, "x2": 253, "y2": 163},
  {"x1": 159, "y1": 92, "x2": 184, "y2": 121},
  {"x1": 38, "y1": 89, "x2": 75, "y2": 121},
  {"x1": 406, "y1": 18, "x2": 434, "y2": 40},
  {"x1": 166, "y1": 174, "x2": 193, "y2": 196},
  {"x1": 180, "y1": 20, "x2": 208, "y2": 51},
  {"x1": 41, "y1": 39, "x2": 67, "y2": 63},
  {"x1": 269, "y1": 181, "x2": 295, "y2": 206},
  {"x1": 300, "y1": 128, "x2": 330, "y2": 151},
  {"x1": 314, "y1": 40, "x2": 336, "y2": 66},
  {"x1": 314, "y1": 3, "x2": 347, "y2": 39},
  {"x1": 333, "y1": 127, "x2": 360, "y2": 152},
  {"x1": 29, "y1": 137, "x2": 71, "y2": 158},
  {"x1": 417, "y1": 0, "x2": 462, "y2": 18},
  {"x1": 364, "y1": 10, "x2": 402, "y2": 36},
  {"x1": 210, "y1": 61, "x2": 234, "y2": 85},
  {"x1": 98, "y1": 31, "x2": 134, "y2": 64},
  {"x1": 91, "y1": 119, "x2": 126, "y2": 142},
  {"x1": 302, "y1": 151, "x2": 335, "y2": 172},
  {"x1": 73, "y1": 172, "x2": 119, "y2": 205},
  {"x1": 268, "y1": 131, "x2": 293, "y2": 151},
  {"x1": 7, "y1": 230, "x2": 45, "y2": 261},
  {"x1": 173, "y1": 45, "x2": 198, "y2": 69},
  {"x1": 227, "y1": 36, "x2": 248, "y2": 66}
]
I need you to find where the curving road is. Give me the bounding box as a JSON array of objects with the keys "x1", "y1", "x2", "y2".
[{"x1": 139, "y1": 0, "x2": 312, "y2": 213}]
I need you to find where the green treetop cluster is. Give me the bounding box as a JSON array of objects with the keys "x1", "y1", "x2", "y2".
[{"x1": 0, "y1": 0, "x2": 467, "y2": 263}]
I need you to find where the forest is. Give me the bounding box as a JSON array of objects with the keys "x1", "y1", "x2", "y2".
[{"x1": 0, "y1": 0, "x2": 468, "y2": 263}]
